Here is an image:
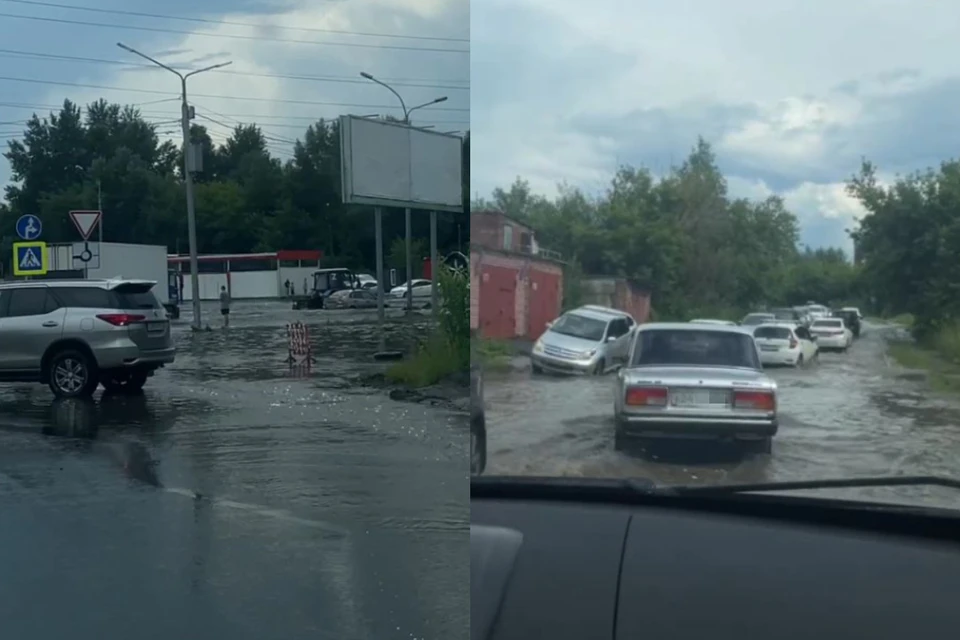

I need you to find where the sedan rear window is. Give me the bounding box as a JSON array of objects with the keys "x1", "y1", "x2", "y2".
[
  {"x1": 754, "y1": 326, "x2": 792, "y2": 340},
  {"x1": 632, "y1": 329, "x2": 761, "y2": 369},
  {"x1": 741, "y1": 314, "x2": 774, "y2": 325},
  {"x1": 813, "y1": 319, "x2": 843, "y2": 328}
]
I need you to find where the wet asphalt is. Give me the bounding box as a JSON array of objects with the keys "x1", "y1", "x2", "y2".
[
  {"x1": 484, "y1": 321, "x2": 960, "y2": 510},
  {"x1": 0, "y1": 300, "x2": 468, "y2": 640}
]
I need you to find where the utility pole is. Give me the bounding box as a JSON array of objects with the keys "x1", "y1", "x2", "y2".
[{"x1": 117, "y1": 42, "x2": 231, "y2": 331}]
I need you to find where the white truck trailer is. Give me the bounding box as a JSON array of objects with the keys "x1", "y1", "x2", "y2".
[{"x1": 46, "y1": 242, "x2": 179, "y2": 318}]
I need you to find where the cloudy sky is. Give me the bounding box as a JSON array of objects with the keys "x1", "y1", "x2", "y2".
[
  {"x1": 0, "y1": 0, "x2": 467, "y2": 185},
  {"x1": 471, "y1": 0, "x2": 960, "y2": 253}
]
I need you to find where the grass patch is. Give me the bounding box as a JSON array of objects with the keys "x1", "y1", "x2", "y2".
[
  {"x1": 887, "y1": 329, "x2": 960, "y2": 394},
  {"x1": 473, "y1": 339, "x2": 513, "y2": 371},
  {"x1": 385, "y1": 337, "x2": 464, "y2": 388},
  {"x1": 888, "y1": 313, "x2": 915, "y2": 328}
]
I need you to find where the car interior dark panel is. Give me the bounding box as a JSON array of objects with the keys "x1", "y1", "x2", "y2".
[
  {"x1": 616, "y1": 507, "x2": 960, "y2": 639},
  {"x1": 470, "y1": 525, "x2": 524, "y2": 640},
  {"x1": 471, "y1": 500, "x2": 628, "y2": 640},
  {"x1": 473, "y1": 480, "x2": 960, "y2": 640}
]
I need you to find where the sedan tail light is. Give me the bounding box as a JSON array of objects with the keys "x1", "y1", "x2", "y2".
[
  {"x1": 96, "y1": 313, "x2": 145, "y2": 327},
  {"x1": 789, "y1": 337, "x2": 798, "y2": 349},
  {"x1": 733, "y1": 390, "x2": 776, "y2": 411},
  {"x1": 625, "y1": 386, "x2": 668, "y2": 407}
]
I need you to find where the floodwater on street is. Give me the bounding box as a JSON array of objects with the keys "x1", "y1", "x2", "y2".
[
  {"x1": 0, "y1": 300, "x2": 469, "y2": 640},
  {"x1": 483, "y1": 321, "x2": 960, "y2": 510}
]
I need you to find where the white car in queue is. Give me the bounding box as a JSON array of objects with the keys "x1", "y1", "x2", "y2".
[
  {"x1": 614, "y1": 323, "x2": 778, "y2": 454},
  {"x1": 690, "y1": 318, "x2": 738, "y2": 326},
  {"x1": 752, "y1": 322, "x2": 819, "y2": 367},
  {"x1": 809, "y1": 317, "x2": 853, "y2": 351},
  {"x1": 531, "y1": 306, "x2": 636, "y2": 375}
]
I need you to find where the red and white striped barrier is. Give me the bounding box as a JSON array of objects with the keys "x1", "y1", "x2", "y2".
[{"x1": 286, "y1": 322, "x2": 316, "y2": 366}]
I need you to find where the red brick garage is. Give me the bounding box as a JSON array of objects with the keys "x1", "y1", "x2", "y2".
[{"x1": 470, "y1": 248, "x2": 563, "y2": 341}]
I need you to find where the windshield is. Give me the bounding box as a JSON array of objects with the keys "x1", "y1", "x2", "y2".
[
  {"x1": 471, "y1": 0, "x2": 960, "y2": 513},
  {"x1": 549, "y1": 314, "x2": 608, "y2": 342},
  {"x1": 0, "y1": 1, "x2": 470, "y2": 632},
  {"x1": 631, "y1": 329, "x2": 760, "y2": 369}
]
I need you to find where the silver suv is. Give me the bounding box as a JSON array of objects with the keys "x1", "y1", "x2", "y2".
[{"x1": 0, "y1": 278, "x2": 176, "y2": 398}]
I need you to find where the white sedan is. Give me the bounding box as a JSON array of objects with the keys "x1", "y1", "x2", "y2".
[
  {"x1": 809, "y1": 317, "x2": 853, "y2": 351},
  {"x1": 752, "y1": 323, "x2": 819, "y2": 367}
]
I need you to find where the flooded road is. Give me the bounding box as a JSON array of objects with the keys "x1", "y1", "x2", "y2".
[
  {"x1": 484, "y1": 322, "x2": 960, "y2": 510},
  {"x1": 0, "y1": 301, "x2": 468, "y2": 640}
]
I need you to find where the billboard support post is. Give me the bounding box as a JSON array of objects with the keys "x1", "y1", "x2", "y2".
[
  {"x1": 405, "y1": 208, "x2": 413, "y2": 314},
  {"x1": 374, "y1": 207, "x2": 385, "y2": 352},
  {"x1": 430, "y1": 211, "x2": 438, "y2": 322},
  {"x1": 339, "y1": 114, "x2": 463, "y2": 357}
]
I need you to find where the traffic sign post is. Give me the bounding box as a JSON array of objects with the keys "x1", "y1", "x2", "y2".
[
  {"x1": 12, "y1": 241, "x2": 48, "y2": 277},
  {"x1": 15, "y1": 215, "x2": 42, "y2": 241},
  {"x1": 69, "y1": 210, "x2": 101, "y2": 240},
  {"x1": 69, "y1": 210, "x2": 101, "y2": 279},
  {"x1": 71, "y1": 241, "x2": 100, "y2": 271}
]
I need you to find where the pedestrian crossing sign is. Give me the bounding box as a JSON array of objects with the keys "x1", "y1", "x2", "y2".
[{"x1": 12, "y1": 241, "x2": 48, "y2": 276}]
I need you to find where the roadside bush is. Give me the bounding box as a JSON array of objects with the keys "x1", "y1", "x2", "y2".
[{"x1": 386, "y1": 259, "x2": 470, "y2": 387}]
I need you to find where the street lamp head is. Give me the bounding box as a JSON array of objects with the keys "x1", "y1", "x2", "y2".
[
  {"x1": 360, "y1": 72, "x2": 374, "y2": 80},
  {"x1": 432, "y1": 96, "x2": 448, "y2": 104}
]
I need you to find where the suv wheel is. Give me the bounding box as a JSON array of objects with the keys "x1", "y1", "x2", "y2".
[
  {"x1": 48, "y1": 349, "x2": 99, "y2": 398},
  {"x1": 101, "y1": 370, "x2": 149, "y2": 394}
]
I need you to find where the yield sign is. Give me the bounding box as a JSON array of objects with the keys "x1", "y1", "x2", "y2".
[{"x1": 69, "y1": 210, "x2": 101, "y2": 240}]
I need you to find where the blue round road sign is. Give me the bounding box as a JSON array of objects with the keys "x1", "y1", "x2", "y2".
[{"x1": 15, "y1": 214, "x2": 42, "y2": 241}]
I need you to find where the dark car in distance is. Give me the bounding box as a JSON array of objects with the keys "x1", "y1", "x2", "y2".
[{"x1": 832, "y1": 309, "x2": 861, "y2": 338}]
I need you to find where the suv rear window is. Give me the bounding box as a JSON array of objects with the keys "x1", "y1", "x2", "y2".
[
  {"x1": 113, "y1": 283, "x2": 161, "y2": 310},
  {"x1": 51, "y1": 287, "x2": 115, "y2": 308}
]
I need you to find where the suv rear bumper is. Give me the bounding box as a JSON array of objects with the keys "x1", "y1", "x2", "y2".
[{"x1": 97, "y1": 345, "x2": 176, "y2": 370}]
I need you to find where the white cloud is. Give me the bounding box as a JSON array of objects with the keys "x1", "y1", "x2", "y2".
[{"x1": 471, "y1": 0, "x2": 960, "y2": 249}]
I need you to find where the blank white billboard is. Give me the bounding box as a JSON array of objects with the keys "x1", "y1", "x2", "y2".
[{"x1": 340, "y1": 115, "x2": 463, "y2": 213}]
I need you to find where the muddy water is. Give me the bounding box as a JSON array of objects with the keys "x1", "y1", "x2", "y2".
[
  {"x1": 0, "y1": 301, "x2": 469, "y2": 640},
  {"x1": 484, "y1": 322, "x2": 960, "y2": 510}
]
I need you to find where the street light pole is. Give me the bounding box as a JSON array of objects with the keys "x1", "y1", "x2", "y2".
[
  {"x1": 359, "y1": 71, "x2": 448, "y2": 125},
  {"x1": 359, "y1": 72, "x2": 449, "y2": 321},
  {"x1": 117, "y1": 42, "x2": 231, "y2": 331}
]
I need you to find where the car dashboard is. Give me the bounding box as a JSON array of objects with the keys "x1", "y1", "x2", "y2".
[{"x1": 472, "y1": 479, "x2": 960, "y2": 640}]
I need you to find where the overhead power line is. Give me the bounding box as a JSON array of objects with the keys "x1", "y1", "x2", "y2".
[
  {"x1": 0, "y1": 12, "x2": 469, "y2": 54},
  {"x1": 0, "y1": 0, "x2": 468, "y2": 43},
  {"x1": 0, "y1": 75, "x2": 470, "y2": 112},
  {"x1": 0, "y1": 48, "x2": 469, "y2": 90},
  {"x1": 0, "y1": 100, "x2": 470, "y2": 125}
]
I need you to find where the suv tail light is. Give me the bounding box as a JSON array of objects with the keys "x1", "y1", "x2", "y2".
[
  {"x1": 733, "y1": 390, "x2": 776, "y2": 411},
  {"x1": 789, "y1": 336, "x2": 798, "y2": 349},
  {"x1": 97, "y1": 313, "x2": 145, "y2": 327},
  {"x1": 625, "y1": 386, "x2": 667, "y2": 407}
]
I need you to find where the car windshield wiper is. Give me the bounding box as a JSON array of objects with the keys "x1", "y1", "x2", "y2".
[{"x1": 668, "y1": 475, "x2": 960, "y2": 495}]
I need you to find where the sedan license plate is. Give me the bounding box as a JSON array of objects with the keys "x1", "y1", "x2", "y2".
[
  {"x1": 671, "y1": 389, "x2": 728, "y2": 406},
  {"x1": 147, "y1": 321, "x2": 166, "y2": 332},
  {"x1": 760, "y1": 345, "x2": 779, "y2": 351}
]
